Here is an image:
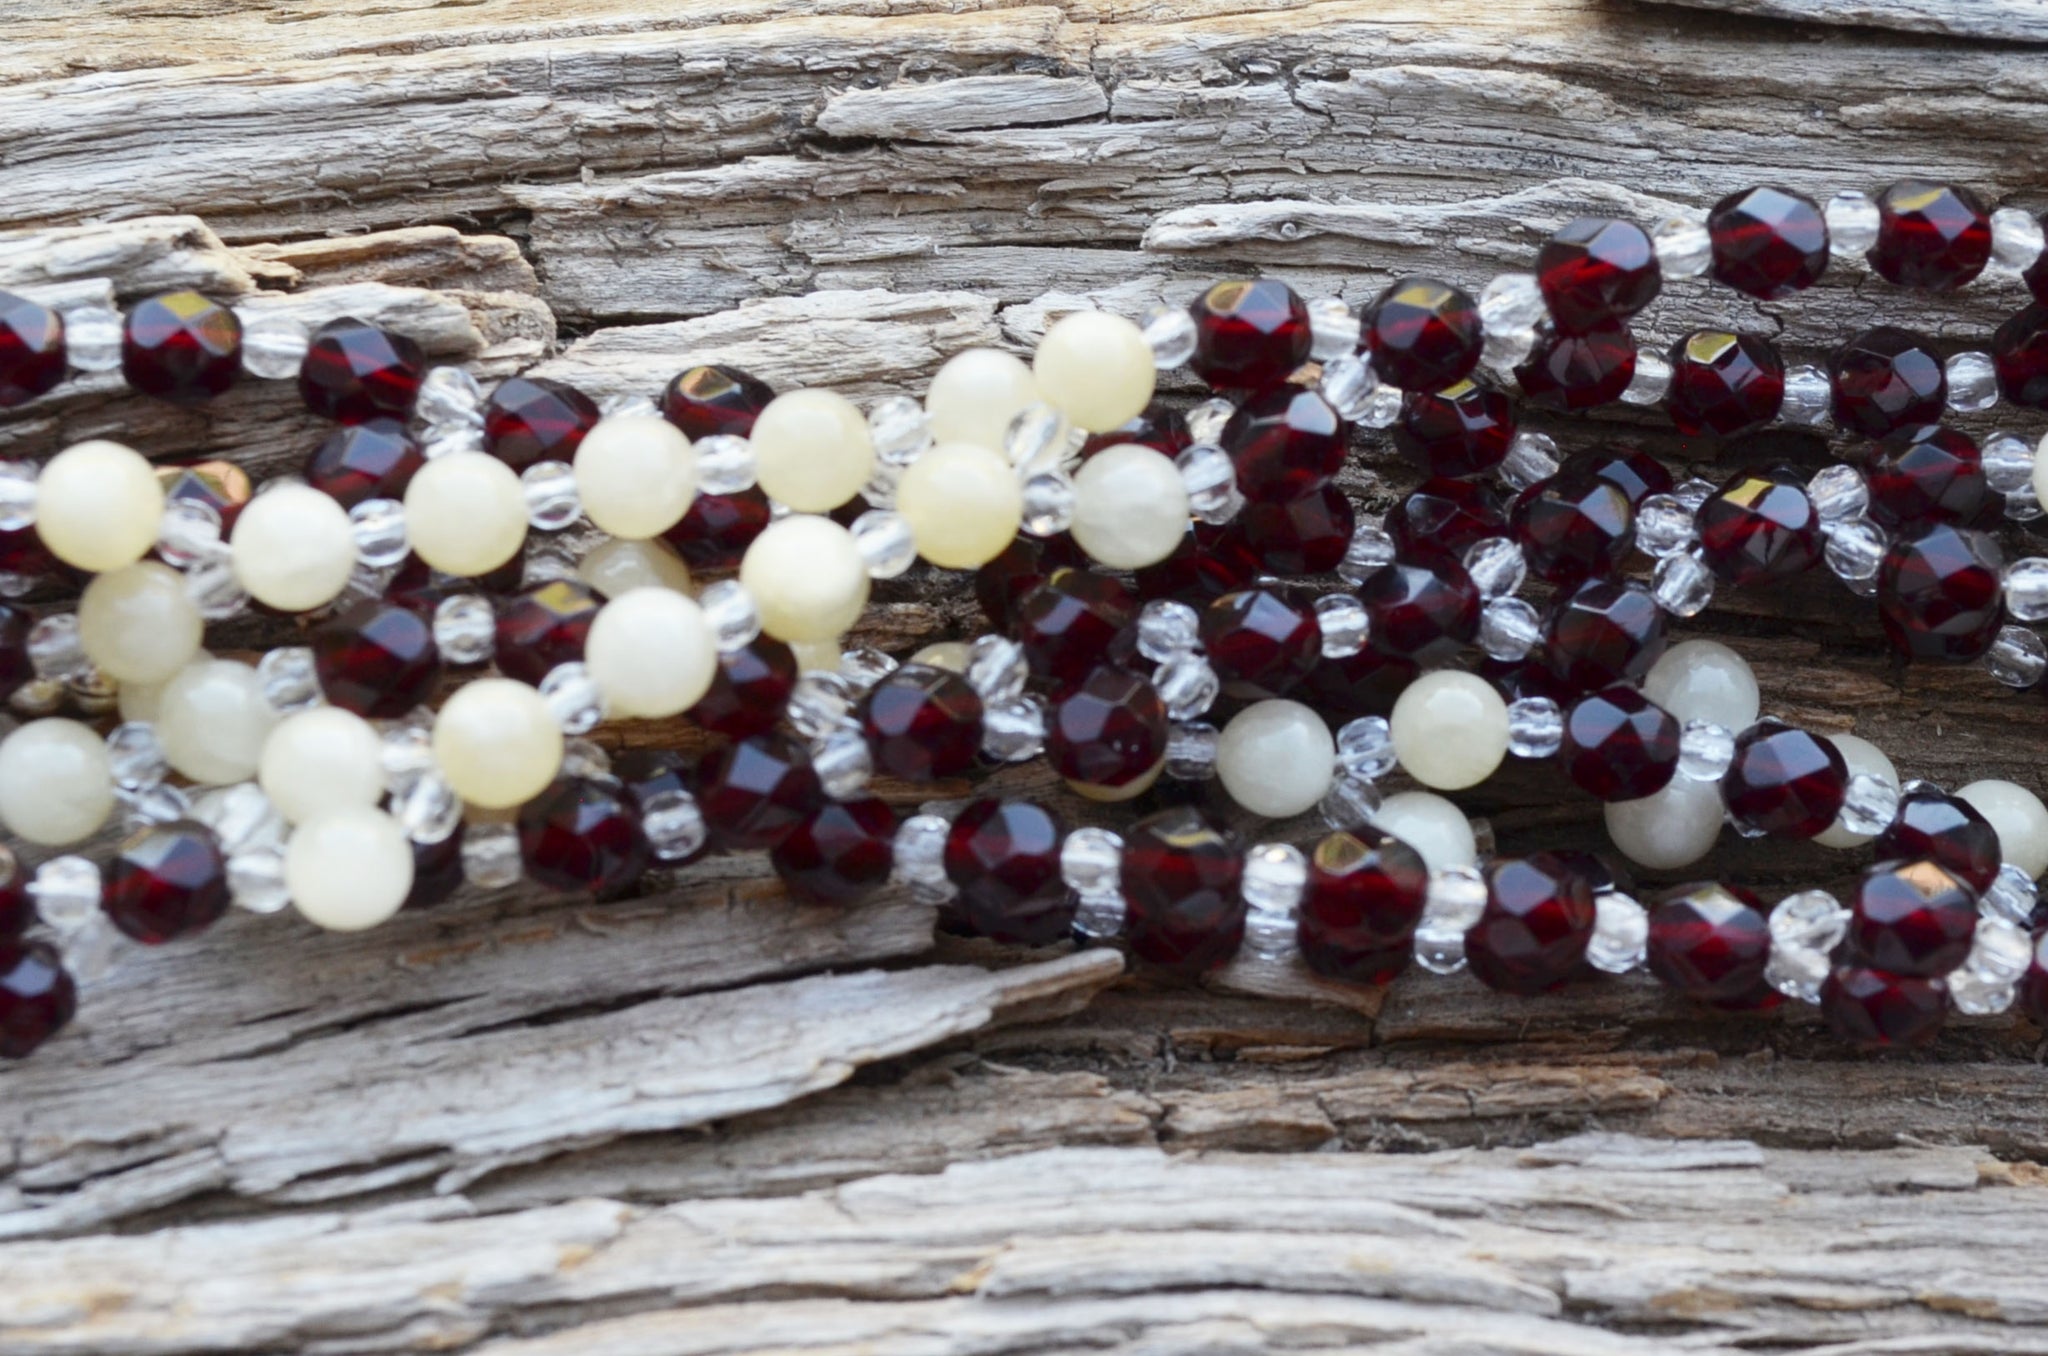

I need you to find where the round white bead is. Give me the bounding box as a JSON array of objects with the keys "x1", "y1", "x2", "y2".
[
  {"x1": 1814, "y1": 733, "x2": 1900, "y2": 849},
  {"x1": 1032, "y1": 311, "x2": 1155, "y2": 432},
  {"x1": 739, "y1": 515, "x2": 871, "y2": 643},
  {"x1": 0, "y1": 718, "x2": 113, "y2": 846},
  {"x1": 432, "y1": 677, "x2": 564, "y2": 810},
  {"x1": 926, "y1": 348, "x2": 1040, "y2": 451},
  {"x1": 1069, "y1": 443, "x2": 1190, "y2": 569},
  {"x1": 1368, "y1": 790, "x2": 1476, "y2": 875},
  {"x1": 896, "y1": 442, "x2": 1023, "y2": 569},
  {"x1": 230, "y1": 482, "x2": 357, "y2": 612},
  {"x1": 586, "y1": 587, "x2": 718, "y2": 719},
  {"x1": 1389, "y1": 670, "x2": 1509, "y2": 791},
  {"x1": 286, "y1": 807, "x2": 414, "y2": 932},
  {"x1": 750, "y1": 389, "x2": 874, "y2": 512},
  {"x1": 258, "y1": 707, "x2": 386, "y2": 825},
  {"x1": 77, "y1": 561, "x2": 203, "y2": 684},
  {"x1": 404, "y1": 453, "x2": 528, "y2": 577},
  {"x1": 573, "y1": 414, "x2": 699, "y2": 540},
  {"x1": 1606, "y1": 775, "x2": 1725, "y2": 870},
  {"x1": 1642, "y1": 639, "x2": 1759, "y2": 730},
  {"x1": 1216, "y1": 699, "x2": 1335, "y2": 818},
  {"x1": 37, "y1": 440, "x2": 164, "y2": 573},
  {"x1": 157, "y1": 659, "x2": 279, "y2": 785},
  {"x1": 577, "y1": 537, "x2": 693, "y2": 598},
  {"x1": 1957, "y1": 778, "x2": 2048, "y2": 878}
]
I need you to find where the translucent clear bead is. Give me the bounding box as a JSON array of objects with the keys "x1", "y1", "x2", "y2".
[
  {"x1": 185, "y1": 557, "x2": 251, "y2": 620},
  {"x1": 1060, "y1": 825, "x2": 1124, "y2": 897},
  {"x1": 27, "y1": 613, "x2": 87, "y2": 681},
  {"x1": 812, "y1": 726, "x2": 874, "y2": 800},
  {"x1": 1947, "y1": 967, "x2": 2016, "y2": 1017},
  {"x1": 1839, "y1": 771, "x2": 1901, "y2": 836},
  {"x1": 640, "y1": 787, "x2": 708, "y2": 861},
  {"x1": 1672, "y1": 478, "x2": 1718, "y2": 514},
  {"x1": 378, "y1": 720, "x2": 436, "y2": 793},
  {"x1": 1335, "y1": 715, "x2": 1396, "y2": 782},
  {"x1": 1633, "y1": 494, "x2": 1696, "y2": 558},
  {"x1": 1307, "y1": 296, "x2": 1359, "y2": 361},
  {"x1": 787, "y1": 671, "x2": 856, "y2": 739},
  {"x1": 1946, "y1": 351, "x2": 2000, "y2": 413},
  {"x1": 120, "y1": 781, "x2": 193, "y2": 829},
  {"x1": 1166, "y1": 721, "x2": 1218, "y2": 780},
  {"x1": 1506, "y1": 696, "x2": 1564, "y2": 759},
  {"x1": 966, "y1": 635, "x2": 1029, "y2": 704},
  {"x1": 597, "y1": 392, "x2": 658, "y2": 421},
  {"x1": 1620, "y1": 350, "x2": 1672, "y2": 407},
  {"x1": 2005, "y1": 559, "x2": 2048, "y2": 622},
  {"x1": 1314, "y1": 593, "x2": 1369, "y2": 657},
  {"x1": 1478, "y1": 596, "x2": 1542, "y2": 662},
  {"x1": 838, "y1": 646, "x2": 897, "y2": 692},
  {"x1": 893, "y1": 813, "x2": 951, "y2": 888},
  {"x1": 393, "y1": 771, "x2": 462, "y2": 845},
  {"x1": 1823, "y1": 518, "x2": 1887, "y2": 585},
  {"x1": 560, "y1": 737, "x2": 612, "y2": 783},
  {"x1": 1004, "y1": 402, "x2": 1073, "y2": 478},
  {"x1": 1806, "y1": 464, "x2": 1869, "y2": 524},
  {"x1": 539, "y1": 661, "x2": 606, "y2": 734},
  {"x1": 521, "y1": 461, "x2": 582, "y2": 531},
  {"x1": 1175, "y1": 443, "x2": 1240, "y2": 524},
  {"x1": 1072, "y1": 884, "x2": 1127, "y2": 943},
  {"x1": 1142, "y1": 305, "x2": 1199, "y2": 369},
  {"x1": 62, "y1": 304, "x2": 124, "y2": 371},
  {"x1": 1769, "y1": 888, "x2": 1850, "y2": 954},
  {"x1": 1676, "y1": 720, "x2": 1735, "y2": 781},
  {"x1": 693, "y1": 434, "x2": 759, "y2": 494},
  {"x1": 1499, "y1": 431, "x2": 1560, "y2": 491},
  {"x1": 105, "y1": 721, "x2": 167, "y2": 790},
  {"x1": 193, "y1": 782, "x2": 287, "y2": 855},
  {"x1": 1413, "y1": 867, "x2": 1487, "y2": 974},
  {"x1": 235, "y1": 310, "x2": 312, "y2": 380},
  {"x1": 859, "y1": 461, "x2": 900, "y2": 511},
  {"x1": 156, "y1": 497, "x2": 225, "y2": 568},
  {"x1": 867, "y1": 396, "x2": 932, "y2": 467},
  {"x1": 1982, "y1": 862, "x2": 2039, "y2": 927},
  {"x1": 1779, "y1": 364, "x2": 1834, "y2": 426},
  {"x1": 1358, "y1": 383, "x2": 1405, "y2": 430},
  {"x1": 462, "y1": 822, "x2": 523, "y2": 890},
  {"x1": 2007, "y1": 481, "x2": 2045, "y2": 522},
  {"x1": 1651, "y1": 213, "x2": 1712, "y2": 278},
  {"x1": 1184, "y1": 398, "x2": 1236, "y2": 447},
  {"x1": 1991, "y1": 206, "x2": 2046, "y2": 271},
  {"x1": 1825, "y1": 190, "x2": 1881, "y2": 256},
  {"x1": 348, "y1": 498, "x2": 410, "y2": 568},
  {"x1": 1240, "y1": 843, "x2": 1308, "y2": 961},
  {"x1": 30, "y1": 855, "x2": 101, "y2": 931},
  {"x1": 0, "y1": 462, "x2": 35, "y2": 532},
  {"x1": 1154, "y1": 652, "x2": 1220, "y2": 720},
  {"x1": 1984, "y1": 432, "x2": 2037, "y2": 493},
  {"x1": 1765, "y1": 942, "x2": 1830, "y2": 1005},
  {"x1": 1138, "y1": 599, "x2": 1202, "y2": 662},
  {"x1": 1021, "y1": 470, "x2": 1076, "y2": 536},
  {"x1": 221, "y1": 844, "x2": 290, "y2": 915},
  {"x1": 416, "y1": 366, "x2": 484, "y2": 428},
  {"x1": 1318, "y1": 775, "x2": 1382, "y2": 831},
  {"x1": 981, "y1": 693, "x2": 1048, "y2": 762},
  {"x1": 851, "y1": 508, "x2": 918, "y2": 579},
  {"x1": 1317, "y1": 352, "x2": 1381, "y2": 421},
  {"x1": 1478, "y1": 324, "x2": 1537, "y2": 379},
  {"x1": 1461, "y1": 536, "x2": 1527, "y2": 601},
  {"x1": 258, "y1": 646, "x2": 323, "y2": 714},
  {"x1": 1985, "y1": 625, "x2": 2048, "y2": 688},
  {"x1": 1337, "y1": 520, "x2": 1398, "y2": 585},
  {"x1": 1478, "y1": 272, "x2": 1547, "y2": 333},
  {"x1": 1963, "y1": 914, "x2": 2032, "y2": 986},
  {"x1": 1587, "y1": 891, "x2": 1649, "y2": 974},
  {"x1": 1652, "y1": 549, "x2": 1716, "y2": 617},
  {"x1": 422, "y1": 423, "x2": 486, "y2": 461},
  {"x1": 432, "y1": 595, "x2": 496, "y2": 666},
  {"x1": 697, "y1": 579, "x2": 760, "y2": 653}
]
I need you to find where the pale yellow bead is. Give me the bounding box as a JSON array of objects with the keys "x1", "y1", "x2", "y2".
[
  {"x1": 37, "y1": 440, "x2": 164, "y2": 573},
  {"x1": 574, "y1": 414, "x2": 699, "y2": 540},
  {"x1": 432, "y1": 677, "x2": 563, "y2": 810},
  {"x1": 157, "y1": 659, "x2": 278, "y2": 785},
  {"x1": 77, "y1": 561, "x2": 202, "y2": 684},
  {"x1": 577, "y1": 537, "x2": 693, "y2": 598},
  {"x1": 1032, "y1": 311, "x2": 1154, "y2": 432},
  {"x1": 0, "y1": 718, "x2": 114, "y2": 846},
  {"x1": 404, "y1": 453, "x2": 528, "y2": 576},
  {"x1": 750, "y1": 389, "x2": 874, "y2": 512},
  {"x1": 230, "y1": 482, "x2": 357, "y2": 612},
  {"x1": 1389, "y1": 670, "x2": 1508, "y2": 791},
  {"x1": 925, "y1": 348, "x2": 1040, "y2": 452},
  {"x1": 896, "y1": 442, "x2": 1023, "y2": 569},
  {"x1": 791, "y1": 638, "x2": 843, "y2": 673},
  {"x1": 740, "y1": 515, "x2": 871, "y2": 643},
  {"x1": 286, "y1": 807, "x2": 414, "y2": 932},
  {"x1": 585, "y1": 587, "x2": 718, "y2": 719},
  {"x1": 259, "y1": 707, "x2": 386, "y2": 825},
  {"x1": 1070, "y1": 443, "x2": 1189, "y2": 569}
]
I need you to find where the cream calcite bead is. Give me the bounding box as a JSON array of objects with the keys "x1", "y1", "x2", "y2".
[
  {"x1": 740, "y1": 515, "x2": 870, "y2": 643},
  {"x1": 0, "y1": 718, "x2": 114, "y2": 846},
  {"x1": 157, "y1": 659, "x2": 278, "y2": 785},
  {"x1": 574, "y1": 414, "x2": 699, "y2": 539},
  {"x1": 1070, "y1": 443, "x2": 1189, "y2": 569},
  {"x1": 259, "y1": 707, "x2": 386, "y2": 825},
  {"x1": 117, "y1": 652, "x2": 212, "y2": 724},
  {"x1": 404, "y1": 453, "x2": 527, "y2": 576},
  {"x1": 1389, "y1": 671, "x2": 1508, "y2": 791},
  {"x1": 286, "y1": 807, "x2": 414, "y2": 932},
  {"x1": 78, "y1": 561, "x2": 203, "y2": 684},
  {"x1": 1643, "y1": 639, "x2": 1759, "y2": 731},
  {"x1": 577, "y1": 537, "x2": 693, "y2": 598},
  {"x1": 231, "y1": 482, "x2": 357, "y2": 612},
  {"x1": 1216, "y1": 699, "x2": 1335, "y2": 818},
  {"x1": 750, "y1": 389, "x2": 874, "y2": 512},
  {"x1": 1957, "y1": 779, "x2": 2048, "y2": 878},
  {"x1": 1368, "y1": 791, "x2": 1475, "y2": 874},
  {"x1": 926, "y1": 348, "x2": 1040, "y2": 451},
  {"x1": 1815, "y1": 734, "x2": 1900, "y2": 850},
  {"x1": 432, "y1": 677, "x2": 563, "y2": 810},
  {"x1": 37, "y1": 440, "x2": 164, "y2": 573},
  {"x1": 1033, "y1": 311, "x2": 1155, "y2": 432},
  {"x1": 1606, "y1": 776, "x2": 1724, "y2": 870},
  {"x1": 586, "y1": 587, "x2": 718, "y2": 719},
  {"x1": 896, "y1": 442, "x2": 1022, "y2": 569}
]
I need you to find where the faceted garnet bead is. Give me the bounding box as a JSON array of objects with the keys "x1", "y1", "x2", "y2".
[
  {"x1": 0, "y1": 852, "x2": 28, "y2": 937},
  {"x1": 665, "y1": 488, "x2": 773, "y2": 572},
  {"x1": 1992, "y1": 304, "x2": 2048, "y2": 411},
  {"x1": 1566, "y1": 445, "x2": 1672, "y2": 508},
  {"x1": 1135, "y1": 527, "x2": 1259, "y2": 607},
  {"x1": 1666, "y1": 331, "x2": 1784, "y2": 437},
  {"x1": 405, "y1": 832, "x2": 465, "y2": 911},
  {"x1": 298, "y1": 317, "x2": 425, "y2": 424},
  {"x1": 101, "y1": 821, "x2": 231, "y2": 944},
  {"x1": 1465, "y1": 853, "x2": 1596, "y2": 995},
  {"x1": 1300, "y1": 646, "x2": 1419, "y2": 721},
  {"x1": 1081, "y1": 402, "x2": 1191, "y2": 460},
  {"x1": 1016, "y1": 568, "x2": 1138, "y2": 689},
  {"x1": 1297, "y1": 827, "x2": 1429, "y2": 985},
  {"x1": 1848, "y1": 859, "x2": 1977, "y2": 977},
  {"x1": 944, "y1": 798, "x2": 1072, "y2": 945},
  {"x1": 772, "y1": 797, "x2": 897, "y2": 906},
  {"x1": 1721, "y1": 720, "x2": 1848, "y2": 838},
  {"x1": 1542, "y1": 579, "x2": 1666, "y2": 693},
  {"x1": 1392, "y1": 381, "x2": 1516, "y2": 480},
  {"x1": 1878, "y1": 524, "x2": 2004, "y2": 663},
  {"x1": 1867, "y1": 425, "x2": 1992, "y2": 529},
  {"x1": 1515, "y1": 320, "x2": 1637, "y2": 411},
  {"x1": 1364, "y1": 276, "x2": 1483, "y2": 392},
  {"x1": 1560, "y1": 686, "x2": 1679, "y2": 802},
  {"x1": 1219, "y1": 384, "x2": 1347, "y2": 502},
  {"x1": 484, "y1": 376, "x2": 602, "y2": 471},
  {"x1": 1695, "y1": 466, "x2": 1822, "y2": 587},
  {"x1": 312, "y1": 600, "x2": 442, "y2": 719},
  {"x1": 1225, "y1": 483, "x2": 1354, "y2": 576},
  {"x1": 1384, "y1": 478, "x2": 1506, "y2": 565},
  {"x1": 1869, "y1": 180, "x2": 1992, "y2": 290},
  {"x1": 2026, "y1": 935, "x2": 2048, "y2": 1028},
  {"x1": 1187, "y1": 278, "x2": 1312, "y2": 392},
  {"x1": 1048, "y1": 665, "x2": 1168, "y2": 794},
  {"x1": 1646, "y1": 883, "x2": 1775, "y2": 1006},
  {"x1": 123, "y1": 291, "x2": 241, "y2": 406},
  {"x1": 518, "y1": 776, "x2": 650, "y2": 894},
  {"x1": 1201, "y1": 589, "x2": 1321, "y2": 699},
  {"x1": 861, "y1": 664, "x2": 984, "y2": 782},
  {"x1": 1511, "y1": 470, "x2": 1634, "y2": 588},
  {"x1": 976, "y1": 534, "x2": 1085, "y2": 631},
  {"x1": 0, "y1": 941, "x2": 74, "y2": 1059},
  {"x1": 306, "y1": 418, "x2": 424, "y2": 508},
  {"x1": 1707, "y1": 186, "x2": 1831, "y2": 299},
  {"x1": 662, "y1": 363, "x2": 776, "y2": 439},
  {"x1": 690, "y1": 637, "x2": 799, "y2": 739},
  {"x1": 696, "y1": 734, "x2": 821, "y2": 850},
  {"x1": 1875, "y1": 786, "x2": 2001, "y2": 894},
  {"x1": 0, "y1": 291, "x2": 65, "y2": 408},
  {"x1": 1120, "y1": 806, "x2": 1246, "y2": 975},
  {"x1": 1831, "y1": 327, "x2": 1947, "y2": 437},
  {"x1": 386, "y1": 552, "x2": 524, "y2": 611},
  {"x1": 0, "y1": 604, "x2": 31, "y2": 703},
  {"x1": 1359, "y1": 560, "x2": 1481, "y2": 666},
  {"x1": 160, "y1": 460, "x2": 254, "y2": 535},
  {"x1": 496, "y1": 579, "x2": 602, "y2": 686},
  {"x1": 1536, "y1": 218, "x2": 1661, "y2": 332},
  {"x1": 1822, "y1": 966, "x2": 1947, "y2": 1049}
]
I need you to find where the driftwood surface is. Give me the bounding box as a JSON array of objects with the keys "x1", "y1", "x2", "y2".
[{"x1": 9, "y1": 0, "x2": 2048, "y2": 1350}]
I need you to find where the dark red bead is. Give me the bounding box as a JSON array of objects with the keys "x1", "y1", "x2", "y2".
[
  {"x1": 311, "y1": 601, "x2": 442, "y2": 719},
  {"x1": 518, "y1": 776, "x2": 649, "y2": 894},
  {"x1": 1565, "y1": 445, "x2": 1672, "y2": 508},
  {"x1": 1875, "y1": 786, "x2": 2001, "y2": 895},
  {"x1": 1297, "y1": 828, "x2": 1429, "y2": 985},
  {"x1": 2024, "y1": 932, "x2": 2048, "y2": 1028},
  {"x1": 690, "y1": 637, "x2": 799, "y2": 739},
  {"x1": 1081, "y1": 401, "x2": 1192, "y2": 460},
  {"x1": 1867, "y1": 425, "x2": 1993, "y2": 530},
  {"x1": 405, "y1": 832, "x2": 464, "y2": 911},
  {"x1": 0, "y1": 524, "x2": 61, "y2": 584},
  {"x1": 159, "y1": 460, "x2": 254, "y2": 533},
  {"x1": 773, "y1": 797, "x2": 897, "y2": 906},
  {"x1": 1870, "y1": 181, "x2": 1991, "y2": 290},
  {"x1": 1708, "y1": 186, "x2": 1830, "y2": 299},
  {"x1": 1560, "y1": 686, "x2": 1679, "y2": 802},
  {"x1": 975, "y1": 534, "x2": 1089, "y2": 629},
  {"x1": 664, "y1": 488, "x2": 773, "y2": 572},
  {"x1": 0, "y1": 603, "x2": 31, "y2": 703},
  {"x1": 384, "y1": 551, "x2": 525, "y2": 611},
  {"x1": 1849, "y1": 859, "x2": 1977, "y2": 977},
  {"x1": 662, "y1": 363, "x2": 775, "y2": 440},
  {"x1": 1299, "y1": 646, "x2": 1419, "y2": 721},
  {"x1": 1201, "y1": 589, "x2": 1321, "y2": 699},
  {"x1": 1365, "y1": 276, "x2": 1483, "y2": 392},
  {"x1": 2030, "y1": 233, "x2": 2048, "y2": 307},
  {"x1": 1536, "y1": 218, "x2": 1661, "y2": 332},
  {"x1": 1359, "y1": 560, "x2": 1480, "y2": 666},
  {"x1": 1121, "y1": 806, "x2": 1245, "y2": 975},
  {"x1": 1666, "y1": 330, "x2": 1784, "y2": 437},
  {"x1": 1016, "y1": 569, "x2": 1138, "y2": 689},
  {"x1": 304, "y1": 419, "x2": 424, "y2": 509},
  {"x1": 1542, "y1": 579, "x2": 1666, "y2": 693},
  {"x1": 1822, "y1": 965, "x2": 1947, "y2": 1048},
  {"x1": 1465, "y1": 853, "x2": 1596, "y2": 995},
  {"x1": 0, "y1": 940, "x2": 73, "y2": 1058},
  {"x1": 944, "y1": 798, "x2": 1072, "y2": 945},
  {"x1": 100, "y1": 821, "x2": 230, "y2": 944},
  {"x1": 1878, "y1": 523, "x2": 2004, "y2": 663},
  {"x1": 1647, "y1": 883, "x2": 1775, "y2": 1005},
  {"x1": 1187, "y1": 279, "x2": 1312, "y2": 392},
  {"x1": 1515, "y1": 319, "x2": 1637, "y2": 411},
  {"x1": 1220, "y1": 385, "x2": 1347, "y2": 502},
  {"x1": 1385, "y1": 478, "x2": 1507, "y2": 566},
  {"x1": 1392, "y1": 381, "x2": 1515, "y2": 480},
  {"x1": 1831, "y1": 327, "x2": 1947, "y2": 437},
  {"x1": 1696, "y1": 466, "x2": 1823, "y2": 587},
  {"x1": 123, "y1": 291, "x2": 241, "y2": 406},
  {"x1": 1133, "y1": 527, "x2": 1258, "y2": 607},
  {"x1": 1048, "y1": 665, "x2": 1167, "y2": 791},
  {"x1": 1992, "y1": 304, "x2": 2048, "y2": 411},
  {"x1": 1227, "y1": 483, "x2": 1353, "y2": 576},
  {"x1": 1721, "y1": 720, "x2": 1848, "y2": 838},
  {"x1": 1511, "y1": 470, "x2": 1634, "y2": 588},
  {"x1": 483, "y1": 376, "x2": 601, "y2": 472},
  {"x1": 0, "y1": 291, "x2": 65, "y2": 408},
  {"x1": 862, "y1": 664, "x2": 984, "y2": 781},
  {"x1": 0, "y1": 851, "x2": 27, "y2": 936},
  {"x1": 696, "y1": 734, "x2": 821, "y2": 850},
  {"x1": 495, "y1": 579, "x2": 601, "y2": 686},
  {"x1": 298, "y1": 317, "x2": 424, "y2": 424}
]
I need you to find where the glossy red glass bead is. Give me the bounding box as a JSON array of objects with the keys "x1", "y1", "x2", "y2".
[
  {"x1": 0, "y1": 524, "x2": 61, "y2": 586},
  {"x1": 1392, "y1": 381, "x2": 1516, "y2": 480},
  {"x1": 1121, "y1": 806, "x2": 1246, "y2": 975},
  {"x1": 1187, "y1": 279, "x2": 1312, "y2": 392},
  {"x1": 1646, "y1": 883, "x2": 1775, "y2": 1006},
  {"x1": 662, "y1": 363, "x2": 776, "y2": 439},
  {"x1": 1364, "y1": 276, "x2": 1483, "y2": 392},
  {"x1": 1016, "y1": 568, "x2": 1138, "y2": 689},
  {"x1": 1878, "y1": 523, "x2": 2004, "y2": 663},
  {"x1": 1992, "y1": 304, "x2": 2048, "y2": 411},
  {"x1": 1226, "y1": 483, "x2": 1354, "y2": 576},
  {"x1": 0, "y1": 940, "x2": 74, "y2": 1059},
  {"x1": 483, "y1": 376, "x2": 602, "y2": 471},
  {"x1": 862, "y1": 664, "x2": 985, "y2": 781},
  {"x1": 1666, "y1": 331, "x2": 1784, "y2": 437},
  {"x1": 0, "y1": 603, "x2": 32, "y2": 704},
  {"x1": 1201, "y1": 589, "x2": 1321, "y2": 699},
  {"x1": 1384, "y1": 478, "x2": 1507, "y2": 566},
  {"x1": 1707, "y1": 186, "x2": 1830, "y2": 298},
  {"x1": 1359, "y1": 560, "x2": 1480, "y2": 667},
  {"x1": 1536, "y1": 218, "x2": 1661, "y2": 332},
  {"x1": 1695, "y1": 466, "x2": 1823, "y2": 587},
  {"x1": 696, "y1": 734, "x2": 821, "y2": 851},
  {"x1": 690, "y1": 637, "x2": 800, "y2": 739},
  {"x1": 1867, "y1": 425, "x2": 1993, "y2": 530},
  {"x1": 1565, "y1": 445, "x2": 1672, "y2": 508},
  {"x1": 772, "y1": 797, "x2": 897, "y2": 907},
  {"x1": 2024, "y1": 933, "x2": 2048, "y2": 1028},
  {"x1": 1511, "y1": 470, "x2": 1635, "y2": 588},
  {"x1": 944, "y1": 798, "x2": 1072, "y2": 945},
  {"x1": 1220, "y1": 384, "x2": 1347, "y2": 502},
  {"x1": 1133, "y1": 526, "x2": 1259, "y2": 607},
  {"x1": 976, "y1": 534, "x2": 1091, "y2": 629},
  {"x1": 311, "y1": 600, "x2": 442, "y2": 719},
  {"x1": 298, "y1": 317, "x2": 424, "y2": 424},
  {"x1": 1515, "y1": 319, "x2": 1637, "y2": 411},
  {"x1": 100, "y1": 821, "x2": 231, "y2": 944},
  {"x1": 0, "y1": 291, "x2": 65, "y2": 408},
  {"x1": 123, "y1": 291, "x2": 241, "y2": 406},
  {"x1": 1080, "y1": 401, "x2": 1192, "y2": 460},
  {"x1": 665, "y1": 488, "x2": 773, "y2": 572},
  {"x1": 1822, "y1": 965, "x2": 1947, "y2": 1048},
  {"x1": 1875, "y1": 787, "x2": 2001, "y2": 895},
  {"x1": 495, "y1": 579, "x2": 601, "y2": 686},
  {"x1": 384, "y1": 552, "x2": 525, "y2": 611},
  {"x1": 1869, "y1": 181, "x2": 1992, "y2": 290},
  {"x1": 1848, "y1": 859, "x2": 1977, "y2": 977},
  {"x1": 405, "y1": 832, "x2": 465, "y2": 911},
  {"x1": 517, "y1": 776, "x2": 649, "y2": 894},
  {"x1": 1297, "y1": 828, "x2": 1429, "y2": 985},
  {"x1": 1299, "y1": 646, "x2": 1420, "y2": 722},
  {"x1": 1560, "y1": 686, "x2": 1679, "y2": 802},
  {"x1": 1721, "y1": 720, "x2": 1848, "y2": 838},
  {"x1": 305, "y1": 418, "x2": 424, "y2": 509},
  {"x1": 0, "y1": 852, "x2": 27, "y2": 937},
  {"x1": 1465, "y1": 853, "x2": 1596, "y2": 995},
  {"x1": 1048, "y1": 665, "x2": 1167, "y2": 791},
  {"x1": 1831, "y1": 327, "x2": 1947, "y2": 437},
  {"x1": 1542, "y1": 579, "x2": 1666, "y2": 693}
]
